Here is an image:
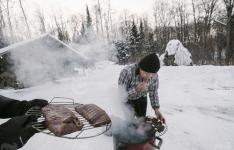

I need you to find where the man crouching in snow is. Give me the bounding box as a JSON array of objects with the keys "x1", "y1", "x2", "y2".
[
  {"x1": 118, "y1": 53, "x2": 165, "y2": 123},
  {"x1": 0, "y1": 95, "x2": 48, "y2": 149}
]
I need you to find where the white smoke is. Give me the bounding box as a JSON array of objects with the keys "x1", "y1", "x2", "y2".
[
  {"x1": 5, "y1": 31, "x2": 117, "y2": 88},
  {"x1": 70, "y1": 35, "x2": 116, "y2": 63},
  {"x1": 108, "y1": 86, "x2": 154, "y2": 143},
  {"x1": 111, "y1": 116, "x2": 154, "y2": 144},
  {"x1": 8, "y1": 34, "x2": 89, "y2": 87}
]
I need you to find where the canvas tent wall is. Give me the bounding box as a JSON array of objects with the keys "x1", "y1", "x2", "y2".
[{"x1": 0, "y1": 34, "x2": 90, "y2": 88}]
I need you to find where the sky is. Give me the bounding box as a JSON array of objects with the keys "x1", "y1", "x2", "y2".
[{"x1": 26, "y1": 0, "x2": 156, "y2": 17}]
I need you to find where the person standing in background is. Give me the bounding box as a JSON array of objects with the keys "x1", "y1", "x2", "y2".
[{"x1": 118, "y1": 53, "x2": 165, "y2": 123}]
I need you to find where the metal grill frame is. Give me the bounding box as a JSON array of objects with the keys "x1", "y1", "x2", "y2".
[
  {"x1": 26, "y1": 97, "x2": 112, "y2": 139},
  {"x1": 144, "y1": 116, "x2": 168, "y2": 137}
]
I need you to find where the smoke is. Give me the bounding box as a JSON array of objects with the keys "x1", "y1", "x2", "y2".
[
  {"x1": 111, "y1": 116, "x2": 154, "y2": 144},
  {"x1": 113, "y1": 86, "x2": 135, "y2": 119},
  {"x1": 8, "y1": 34, "x2": 89, "y2": 87},
  {"x1": 70, "y1": 34, "x2": 116, "y2": 63},
  {"x1": 5, "y1": 24, "x2": 117, "y2": 87},
  {"x1": 109, "y1": 87, "x2": 155, "y2": 144}
]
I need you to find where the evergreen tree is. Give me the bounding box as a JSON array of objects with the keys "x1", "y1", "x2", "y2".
[
  {"x1": 80, "y1": 22, "x2": 85, "y2": 36},
  {"x1": 129, "y1": 20, "x2": 140, "y2": 56},
  {"x1": 58, "y1": 28, "x2": 63, "y2": 41},
  {"x1": 114, "y1": 40, "x2": 129, "y2": 65},
  {"x1": 57, "y1": 28, "x2": 70, "y2": 43},
  {"x1": 83, "y1": 5, "x2": 95, "y2": 42},
  {"x1": 86, "y1": 5, "x2": 92, "y2": 28},
  {"x1": 139, "y1": 20, "x2": 145, "y2": 54}
]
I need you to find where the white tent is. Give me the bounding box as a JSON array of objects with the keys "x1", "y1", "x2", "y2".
[{"x1": 0, "y1": 34, "x2": 91, "y2": 87}]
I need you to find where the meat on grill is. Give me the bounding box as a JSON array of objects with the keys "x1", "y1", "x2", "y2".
[
  {"x1": 75, "y1": 104, "x2": 111, "y2": 127},
  {"x1": 42, "y1": 104, "x2": 83, "y2": 136}
]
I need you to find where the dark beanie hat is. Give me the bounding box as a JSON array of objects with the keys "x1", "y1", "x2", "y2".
[{"x1": 139, "y1": 53, "x2": 160, "y2": 73}]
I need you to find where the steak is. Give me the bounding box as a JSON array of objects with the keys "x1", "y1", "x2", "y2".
[
  {"x1": 75, "y1": 104, "x2": 111, "y2": 127},
  {"x1": 42, "y1": 104, "x2": 83, "y2": 136}
]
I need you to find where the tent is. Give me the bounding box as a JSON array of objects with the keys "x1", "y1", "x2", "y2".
[{"x1": 0, "y1": 34, "x2": 90, "y2": 87}]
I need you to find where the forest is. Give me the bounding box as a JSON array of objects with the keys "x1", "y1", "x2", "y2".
[{"x1": 0, "y1": 0, "x2": 234, "y2": 65}]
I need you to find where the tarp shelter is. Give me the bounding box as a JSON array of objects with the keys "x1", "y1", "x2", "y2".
[{"x1": 160, "y1": 40, "x2": 193, "y2": 66}]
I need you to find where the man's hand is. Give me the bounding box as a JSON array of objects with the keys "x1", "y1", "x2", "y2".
[
  {"x1": 0, "y1": 115, "x2": 39, "y2": 149},
  {"x1": 154, "y1": 109, "x2": 166, "y2": 124},
  {"x1": 135, "y1": 82, "x2": 147, "y2": 92}
]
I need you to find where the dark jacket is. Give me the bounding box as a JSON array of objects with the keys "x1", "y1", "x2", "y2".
[
  {"x1": 0, "y1": 95, "x2": 48, "y2": 149},
  {"x1": 0, "y1": 95, "x2": 31, "y2": 118}
]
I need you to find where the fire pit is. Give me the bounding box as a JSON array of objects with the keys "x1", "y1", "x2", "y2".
[
  {"x1": 113, "y1": 136, "x2": 163, "y2": 150},
  {"x1": 112, "y1": 117, "x2": 167, "y2": 150}
]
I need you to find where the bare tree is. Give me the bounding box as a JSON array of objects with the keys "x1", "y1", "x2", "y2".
[
  {"x1": 118, "y1": 10, "x2": 131, "y2": 39},
  {"x1": 153, "y1": 0, "x2": 173, "y2": 49},
  {"x1": 93, "y1": 0, "x2": 104, "y2": 37},
  {"x1": 173, "y1": 0, "x2": 187, "y2": 43},
  {"x1": 191, "y1": 0, "x2": 198, "y2": 42},
  {"x1": 196, "y1": 0, "x2": 218, "y2": 64},
  {"x1": 104, "y1": 0, "x2": 112, "y2": 41},
  {"x1": 5, "y1": 0, "x2": 14, "y2": 42},
  {"x1": 53, "y1": 15, "x2": 70, "y2": 42},
  {"x1": 36, "y1": 8, "x2": 46, "y2": 34},
  {"x1": 18, "y1": 0, "x2": 31, "y2": 38},
  {"x1": 70, "y1": 15, "x2": 81, "y2": 41},
  {"x1": 97, "y1": 0, "x2": 104, "y2": 36},
  {"x1": 223, "y1": 0, "x2": 234, "y2": 65},
  {"x1": 94, "y1": 5, "x2": 100, "y2": 35},
  {"x1": 200, "y1": 0, "x2": 218, "y2": 48},
  {"x1": 0, "y1": 0, "x2": 5, "y2": 41}
]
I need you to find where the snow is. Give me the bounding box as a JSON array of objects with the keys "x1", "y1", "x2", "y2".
[
  {"x1": 160, "y1": 40, "x2": 193, "y2": 66},
  {"x1": 0, "y1": 62, "x2": 234, "y2": 150},
  {"x1": 159, "y1": 53, "x2": 166, "y2": 66}
]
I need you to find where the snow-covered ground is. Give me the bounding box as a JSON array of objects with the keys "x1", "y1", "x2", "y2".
[{"x1": 0, "y1": 61, "x2": 234, "y2": 150}]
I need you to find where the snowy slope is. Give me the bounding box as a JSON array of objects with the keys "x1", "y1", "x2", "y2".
[{"x1": 0, "y1": 62, "x2": 234, "y2": 150}]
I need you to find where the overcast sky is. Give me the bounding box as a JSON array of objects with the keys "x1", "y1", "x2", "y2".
[{"x1": 25, "y1": 0, "x2": 156, "y2": 17}]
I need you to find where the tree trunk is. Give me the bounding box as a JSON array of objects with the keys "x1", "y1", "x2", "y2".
[
  {"x1": 224, "y1": 0, "x2": 234, "y2": 65},
  {"x1": 97, "y1": 0, "x2": 104, "y2": 37},
  {"x1": 6, "y1": 0, "x2": 14, "y2": 43},
  {"x1": 191, "y1": 0, "x2": 198, "y2": 42},
  {"x1": 19, "y1": 0, "x2": 31, "y2": 38},
  {"x1": 0, "y1": 0, "x2": 4, "y2": 40},
  {"x1": 105, "y1": 0, "x2": 112, "y2": 41},
  {"x1": 37, "y1": 9, "x2": 46, "y2": 34}
]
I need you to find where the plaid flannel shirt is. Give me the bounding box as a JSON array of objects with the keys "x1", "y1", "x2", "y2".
[{"x1": 118, "y1": 64, "x2": 160, "y2": 109}]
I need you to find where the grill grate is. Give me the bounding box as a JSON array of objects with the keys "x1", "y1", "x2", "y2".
[
  {"x1": 26, "y1": 97, "x2": 112, "y2": 139},
  {"x1": 144, "y1": 116, "x2": 168, "y2": 137}
]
